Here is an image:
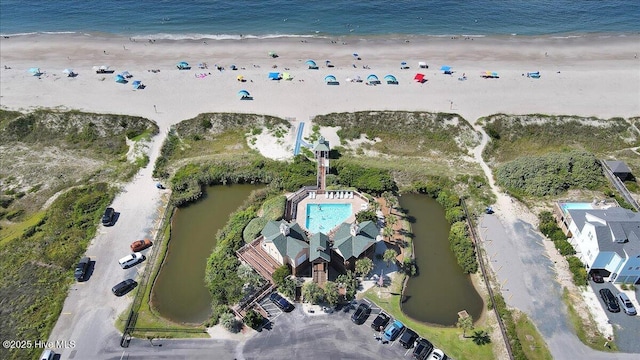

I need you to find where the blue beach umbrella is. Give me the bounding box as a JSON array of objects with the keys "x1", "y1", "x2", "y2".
[
  {"x1": 440, "y1": 65, "x2": 451, "y2": 71},
  {"x1": 132, "y1": 80, "x2": 143, "y2": 89},
  {"x1": 306, "y1": 59, "x2": 318, "y2": 69},
  {"x1": 176, "y1": 61, "x2": 190, "y2": 69},
  {"x1": 384, "y1": 74, "x2": 398, "y2": 84},
  {"x1": 115, "y1": 74, "x2": 127, "y2": 83},
  {"x1": 237, "y1": 90, "x2": 250, "y2": 97},
  {"x1": 268, "y1": 72, "x2": 281, "y2": 80},
  {"x1": 366, "y1": 74, "x2": 379, "y2": 83},
  {"x1": 28, "y1": 67, "x2": 42, "y2": 75},
  {"x1": 324, "y1": 75, "x2": 337, "y2": 83}
]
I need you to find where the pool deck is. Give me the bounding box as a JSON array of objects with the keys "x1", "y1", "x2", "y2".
[{"x1": 294, "y1": 191, "x2": 368, "y2": 233}]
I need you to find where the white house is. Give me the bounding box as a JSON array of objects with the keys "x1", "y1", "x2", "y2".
[{"x1": 565, "y1": 207, "x2": 640, "y2": 284}]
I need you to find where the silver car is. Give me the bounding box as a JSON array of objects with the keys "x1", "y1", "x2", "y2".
[{"x1": 617, "y1": 293, "x2": 637, "y2": 316}]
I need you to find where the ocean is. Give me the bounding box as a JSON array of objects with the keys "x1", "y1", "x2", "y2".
[{"x1": 1, "y1": 0, "x2": 639, "y2": 39}]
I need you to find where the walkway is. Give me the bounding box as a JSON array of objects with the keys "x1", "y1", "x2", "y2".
[
  {"x1": 237, "y1": 237, "x2": 281, "y2": 283},
  {"x1": 601, "y1": 160, "x2": 640, "y2": 211}
]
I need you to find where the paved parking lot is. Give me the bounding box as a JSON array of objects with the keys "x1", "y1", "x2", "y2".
[
  {"x1": 241, "y1": 300, "x2": 421, "y2": 360},
  {"x1": 590, "y1": 282, "x2": 640, "y2": 353},
  {"x1": 257, "y1": 295, "x2": 283, "y2": 320}
]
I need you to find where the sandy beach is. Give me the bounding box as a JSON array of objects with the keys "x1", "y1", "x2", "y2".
[{"x1": 1, "y1": 34, "x2": 639, "y2": 139}]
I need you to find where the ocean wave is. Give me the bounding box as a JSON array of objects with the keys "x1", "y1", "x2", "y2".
[
  {"x1": 0, "y1": 31, "x2": 78, "y2": 37},
  {"x1": 136, "y1": 32, "x2": 324, "y2": 41}
]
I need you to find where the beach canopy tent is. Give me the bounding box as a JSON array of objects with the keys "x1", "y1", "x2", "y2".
[
  {"x1": 324, "y1": 75, "x2": 339, "y2": 85},
  {"x1": 62, "y1": 68, "x2": 75, "y2": 77},
  {"x1": 366, "y1": 74, "x2": 379, "y2": 84},
  {"x1": 115, "y1": 74, "x2": 127, "y2": 83},
  {"x1": 527, "y1": 71, "x2": 540, "y2": 78},
  {"x1": 282, "y1": 72, "x2": 293, "y2": 80},
  {"x1": 482, "y1": 71, "x2": 499, "y2": 78},
  {"x1": 237, "y1": 75, "x2": 244, "y2": 82},
  {"x1": 414, "y1": 73, "x2": 426, "y2": 83},
  {"x1": 400, "y1": 62, "x2": 409, "y2": 69},
  {"x1": 120, "y1": 71, "x2": 132, "y2": 78},
  {"x1": 418, "y1": 61, "x2": 428, "y2": 68},
  {"x1": 94, "y1": 65, "x2": 111, "y2": 73},
  {"x1": 268, "y1": 51, "x2": 278, "y2": 58},
  {"x1": 440, "y1": 65, "x2": 452, "y2": 74},
  {"x1": 132, "y1": 80, "x2": 144, "y2": 89},
  {"x1": 306, "y1": 59, "x2": 318, "y2": 69},
  {"x1": 238, "y1": 90, "x2": 252, "y2": 100},
  {"x1": 28, "y1": 67, "x2": 42, "y2": 75},
  {"x1": 176, "y1": 61, "x2": 190, "y2": 70},
  {"x1": 268, "y1": 72, "x2": 282, "y2": 80},
  {"x1": 384, "y1": 74, "x2": 398, "y2": 84}
]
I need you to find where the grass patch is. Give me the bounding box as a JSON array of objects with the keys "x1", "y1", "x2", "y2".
[
  {"x1": 364, "y1": 283, "x2": 495, "y2": 360},
  {"x1": 0, "y1": 211, "x2": 45, "y2": 246},
  {"x1": 562, "y1": 288, "x2": 617, "y2": 352},
  {"x1": 514, "y1": 312, "x2": 553, "y2": 360}
]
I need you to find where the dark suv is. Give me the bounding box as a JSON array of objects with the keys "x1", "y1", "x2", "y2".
[
  {"x1": 413, "y1": 338, "x2": 434, "y2": 360},
  {"x1": 599, "y1": 288, "x2": 620, "y2": 313},
  {"x1": 371, "y1": 312, "x2": 391, "y2": 331},
  {"x1": 101, "y1": 207, "x2": 115, "y2": 226},
  {"x1": 74, "y1": 256, "x2": 90, "y2": 281},
  {"x1": 351, "y1": 302, "x2": 371, "y2": 325},
  {"x1": 399, "y1": 328, "x2": 418, "y2": 349},
  {"x1": 269, "y1": 292, "x2": 294, "y2": 312},
  {"x1": 112, "y1": 279, "x2": 137, "y2": 296}
]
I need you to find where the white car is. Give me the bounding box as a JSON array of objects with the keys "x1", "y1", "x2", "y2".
[
  {"x1": 118, "y1": 252, "x2": 145, "y2": 269},
  {"x1": 428, "y1": 348, "x2": 446, "y2": 360},
  {"x1": 617, "y1": 293, "x2": 637, "y2": 316}
]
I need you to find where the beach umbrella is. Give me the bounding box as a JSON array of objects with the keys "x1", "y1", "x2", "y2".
[
  {"x1": 132, "y1": 80, "x2": 143, "y2": 89},
  {"x1": 384, "y1": 74, "x2": 398, "y2": 84},
  {"x1": 440, "y1": 65, "x2": 451, "y2": 71},
  {"x1": 366, "y1": 74, "x2": 379, "y2": 84},
  {"x1": 492, "y1": 72, "x2": 499, "y2": 78},
  {"x1": 120, "y1": 71, "x2": 131, "y2": 78},
  {"x1": 418, "y1": 61, "x2": 428, "y2": 68},
  {"x1": 237, "y1": 75, "x2": 244, "y2": 82},
  {"x1": 305, "y1": 59, "x2": 317, "y2": 69},
  {"x1": 237, "y1": 90, "x2": 250, "y2": 98},
  {"x1": 28, "y1": 67, "x2": 42, "y2": 75},
  {"x1": 268, "y1": 72, "x2": 281, "y2": 80},
  {"x1": 400, "y1": 61, "x2": 408, "y2": 69},
  {"x1": 282, "y1": 72, "x2": 292, "y2": 80},
  {"x1": 176, "y1": 61, "x2": 189, "y2": 69},
  {"x1": 324, "y1": 75, "x2": 337, "y2": 83},
  {"x1": 268, "y1": 51, "x2": 278, "y2": 58},
  {"x1": 62, "y1": 68, "x2": 73, "y2": 74},
  {"x1": 414, "y1": 73, "x2": 425, "y2": 83},
  {"x1": 115, "y1": 74, "x2": 127, "y2": 83}
]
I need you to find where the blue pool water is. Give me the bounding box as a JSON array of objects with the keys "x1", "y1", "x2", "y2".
[
  {"x1": 306, "y1": 203, "x2": 352, "y2": 233},
  {"x1": 560, "y1": 202, "x2": 594, "y2": 212}
]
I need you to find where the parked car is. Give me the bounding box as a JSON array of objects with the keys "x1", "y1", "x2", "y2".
[
  {"x1": 74, "y1": 256, "x2": 90, "y2": 281},
  {"x1": 413, "y1": 338, "x2": 434, "y2": 360},
  {"x1": 39, "y1": 349, "x2": 55, "y2": 360},
  {"x1": 118, "y1": 252, "x2": 145, "y2": 269},
  {"x1": 112, "y1": 279, "x2": 137, "y2": 296},
  {"x1": 269, "y1": 292, "x2": 294, "y2": 312},
  {"x1": 599, "y1": 288, "x2": 620, "y2": 313},
  {"x1": 351, "y1": 302, "x2": 371, "y2": 325},
  {"x1": 590, "y1": 272, "x2": 604, "y2": 283},
  {"x1": 617, "y1": 293, "x2": 637, "y2": 316},
  {"x1": 383, "y1": 320, "x2": 405, "y2": 342},
  {"x1": 428, "y1": 348, "x2": 446, "y2": 360},
  {"x1": 130, "y1": 239, "x2": 153, "y2": 252},
  {"x1": 371, "y1": 312, "x2": 391, "y2": 331},
  {"x1": 399, "y1": 328, "x2": 418, "y2": 349},
  {"x1": 101, "y1": 207, "x2": 115, "y2": 226}
]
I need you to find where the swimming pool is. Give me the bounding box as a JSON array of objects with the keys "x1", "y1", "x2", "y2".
[
  {"x1": 560, "y1": 202, "x2": 594, "y2": 212},
  {"x1": 305, "y1": 203, "x2": 352, "y2": 233}
]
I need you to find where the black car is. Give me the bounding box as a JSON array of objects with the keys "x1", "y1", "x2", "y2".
[
  {"x1": 399, "y1": 328, "x2": 418, "y2": 349},
  {"x1": 269, "y1": 292, "x2": 294, "y2": 312},
  {"x1": 413, "y1": 338, "x2": 434, "y2": 360},
  {"x1": 599, "y1": 288, "x2": 620, "y2": 313},
  {"x1": 590, "y1": 272, "x2": 604, "y2": 283},
  {"x1": 351, "y1": 303, "x2": 371, "y2": 325},
  {"x1": 112, "y1": 279, "x2": 137, "y2": 296},
  {"x1": 101, "y1": 207, "x2": 115, "y2": 226},
  {"x1": 371, "y1": 312, "x2": 391, "y2": 331},
  {"x1": 74, "y1": 256, "x2": 90, "y2": 281}
]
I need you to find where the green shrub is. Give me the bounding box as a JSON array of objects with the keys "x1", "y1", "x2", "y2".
[
  {"x1": 567, "y1": 256, "x2": 587, "y2": 284},
  {"x1": 243, "y1": 309, "x2": 264, "y2": 330},
  {"x1": 334, "y1": 161, "x2": 396, "y2": 195},
  {"x1": 302, "y1": 282, "x2": 325, "y2": 304},
  {"x1": 272, "y1": 265, "x2": 291, "y2": 287},
  {"x1": 448, "y1": 222, "x2": 478, "y2": 274},
  {"x1": 355, "y1": 209, "x2": 377, "y2": 223},
  {"x1": 261, "y1": 195, "x2": 286, "y2": 221},
  {"x1": 243, "y1": 217, "x2": 269, "y2": 243},
  {"x1": 280, "y1": 278, "x2": 297, "y2": 299}
]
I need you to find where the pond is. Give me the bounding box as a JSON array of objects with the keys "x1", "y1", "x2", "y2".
[
  {"x1": 151, "y1": 184, "x2": 262, "y2": 323},
  {"x1": 400, "y1": 193, "x2": 483, "y2": 326}
]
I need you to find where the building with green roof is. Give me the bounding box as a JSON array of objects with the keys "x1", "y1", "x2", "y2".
[{"x1": 261, "y1": 220, "x2": 309, "y2": 276}]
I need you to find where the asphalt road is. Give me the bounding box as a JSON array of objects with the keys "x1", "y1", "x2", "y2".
[
  {"x1": 479, "y1": 214, "x2": 639, "y2": 360},
  {"x1": 590, "y1": 282, "x2": 640, "y2": 353},
  {"x1": 44, "y1": 137, "x2": 168, "y2": 360}
]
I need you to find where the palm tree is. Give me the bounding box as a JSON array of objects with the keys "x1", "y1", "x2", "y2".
[
  {"x1": 383, "y1": 226, "x2": 394, "y2": 242},
  {"x1": 456, "y1": 315, "x2": 474, "y2": 338},
  {"x1": 383, "y1": 249, "x2": 397, "y2": 268}
]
